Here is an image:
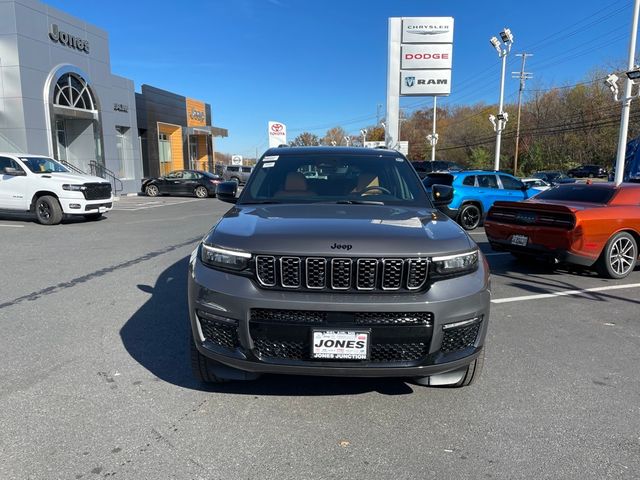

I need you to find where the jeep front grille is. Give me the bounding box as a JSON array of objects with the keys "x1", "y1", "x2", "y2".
[{"x1": 254, "y1": 256, "x2": 429, "y2": 292}]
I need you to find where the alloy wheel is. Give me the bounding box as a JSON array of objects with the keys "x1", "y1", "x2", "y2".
[
  {"x1": 38, "y1": 201, "x2": 51, "y2": 220},
  {"x1": 461, "y1": 205, "x2": 480, "y2": 230},
  {"x1": 609, "y1": 237, "x2": 636, "y2": 277},
  {"x1": 195, "y1": 186, "x2": 208, "y2": 198}
]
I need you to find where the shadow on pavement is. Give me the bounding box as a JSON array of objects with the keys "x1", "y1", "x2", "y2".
[{"x1": 120, "y1": 256, "x2": 415, "y2": 396}]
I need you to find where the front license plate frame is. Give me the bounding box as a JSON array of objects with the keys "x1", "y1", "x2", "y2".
[
  {"x1": 511, "y1": 234, "x2": 528, "y2": 246},
  {"x1": 311, "y1": 329, "x2": 370, "y2": 360}
]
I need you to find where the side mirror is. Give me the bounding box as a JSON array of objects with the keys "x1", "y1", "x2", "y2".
[
  {"x1": 431, "y1": 184, "x2": 453, "y2": 207},
  {"x1": 521, "y1": 183, "x2": 530, "y2": 191},
  {"x1": 216, "y1": 181, "x2": 238, "y2": 204},
  {"x1": 3, "y1": 167, "x2": 26, "y2": 176}
]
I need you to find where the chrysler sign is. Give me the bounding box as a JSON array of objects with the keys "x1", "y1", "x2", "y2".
[
  {"x1": 401, "y1": 44, "x2": 453, "y2": 70},
  {"x1": 402, "y1": 17, "x2": 454, "y2": 44},
  {"x1": 400, "y1": 70, "x2": 451, "y2": 96}
]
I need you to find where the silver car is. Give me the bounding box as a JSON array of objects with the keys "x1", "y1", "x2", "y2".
[
  {"x1": 222, "y1": 165, "x2": 253, "y2": 184},
  {"x1": 189, "y1": 147, "x2": 490, "y2": 387}
]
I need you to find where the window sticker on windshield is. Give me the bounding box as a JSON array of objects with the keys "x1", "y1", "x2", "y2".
[
  {"x1": 263, "y1": 162, "x2": 275, "y2": 168},
  {"x1": 396, "y1": 158, "x2": 403, "y2": 162},
  {"x1": 263, "y1": 155, "x2": 279, "y2": 162}
]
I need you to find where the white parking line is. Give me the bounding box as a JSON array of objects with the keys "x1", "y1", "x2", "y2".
[
  {"x1": 468, "y1": 232, "x2": 486, "y2": 236},
  {"x1": 492, "y1": 282, "x2": 640, "y2": 304},
  {"x1": 0, "y1": 224, "x2": 24, "y2": 228}
]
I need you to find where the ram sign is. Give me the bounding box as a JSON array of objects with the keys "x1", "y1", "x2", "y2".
[{"x1": 400, "y1": 70, "x2": 451, "y2": 96}]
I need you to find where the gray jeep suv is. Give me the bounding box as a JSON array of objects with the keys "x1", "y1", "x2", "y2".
[{"x1": 189, "y1": 147, "x2": 490, "y2": 387}]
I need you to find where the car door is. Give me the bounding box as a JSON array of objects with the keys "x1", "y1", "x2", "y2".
[
  {"x1": 163, "y1": 171, "x2": 184, "y2": 195},
  {"x1": 475, "y1": 174, "x2": 500, "y2": 212},
  {"x1": 0, "y1": 156, "x2": 29, "y2": 210},
  {"x1": 180, "y1": 171, "x2": 201, "y2": 194},
  {"x1": 498, "y1": 174, "x2": 527, "y2": 200}
]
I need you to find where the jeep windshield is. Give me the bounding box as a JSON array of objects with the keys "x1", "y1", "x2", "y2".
[
  {"x1": 239, "y1": 153, "x2": 430, "y2": 207},
  {"x1": 20, "y1": 157, "x2": 69, "y2": 174}
]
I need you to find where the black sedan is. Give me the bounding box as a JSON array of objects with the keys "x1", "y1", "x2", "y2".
[
  {"x1": 142, "y1": 170, "x2": 222, "y2": 198},
  {"x1": 531, "y1": 171, "x2": 576, "y2": 185}
]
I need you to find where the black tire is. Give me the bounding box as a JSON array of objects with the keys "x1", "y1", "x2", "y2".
[
  {"x1": 145, "y1": 184, "x2": 159, "y2": 197},
  {"x1": 83, "y1": 213, "x2": 103, "y2": 221},
  {"x1": 35, "y1": 195, "x2": 63, "y2": 225},
  {"x1": 595, "y1": 232, "x2": 638, "y2": 279},
  {"x1": 458, "y1": 203, "x2": 481, "y2": 231},
  {"x1": 414, "y1": 348, "x2": 485, "y2": 388},
  {"x1": 190, "y1": 335, "x2": 229, "y2": 384},
  {"x1": 456, "y1": 348, "x2": 485, "y2": 387},
  {"x1": 194, "y1": 186, "x2": 208, "y2": 198}
]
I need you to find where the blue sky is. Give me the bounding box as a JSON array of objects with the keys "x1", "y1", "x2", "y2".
[{"x1": 47, "y1": 0, "x2": 636, "y2": 157}]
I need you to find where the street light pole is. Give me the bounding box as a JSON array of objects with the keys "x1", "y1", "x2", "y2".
[
  {"x1": 614, "y1": 0, "x2": 640, "y2": 185},
  {"x1": 490, "y1": 29, "x2": 514, "y2": 171}
]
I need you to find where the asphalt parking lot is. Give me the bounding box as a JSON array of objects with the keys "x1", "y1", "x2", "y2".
[{"x1": 1, "y1": 196, "x2": 639, "y2": 479}]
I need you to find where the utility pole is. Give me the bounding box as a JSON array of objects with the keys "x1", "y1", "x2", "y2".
[
  {"x1": 512, "y1": 53, "x2": 533, "y2": 176},
  {"x1": 376, "y1": 103, "x2": 383, "y2": 125}
]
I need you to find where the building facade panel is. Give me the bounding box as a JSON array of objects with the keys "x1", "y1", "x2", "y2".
[{"x1": 0, "y1": 0, "x2": 143, "y2": 193}]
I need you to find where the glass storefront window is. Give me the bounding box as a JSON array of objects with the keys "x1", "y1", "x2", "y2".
[
  {"x1": 55, "y1": 120, "x2": 67, "y2": 162},
  {"x1": 116, "y1": 126, "x2": 134, "y2": 179},
  {"x1": 158, "y1": 132, "x2": 172, "y2": 176}
]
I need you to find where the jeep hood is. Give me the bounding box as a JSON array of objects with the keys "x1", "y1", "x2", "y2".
[{"x1": 206, "y1": 204, "x2": 475, "y2": 257}]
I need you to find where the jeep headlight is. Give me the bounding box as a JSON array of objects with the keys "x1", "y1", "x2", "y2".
[
  {"x1": 432, "y1": 250, "x2": 479, "y2": 276},
  {"x1": 201, "y1": 244, "x2": 251, "y2": 271},
  {"x1": 62, "y1": 184, "x2": 86, "y2": 191}
]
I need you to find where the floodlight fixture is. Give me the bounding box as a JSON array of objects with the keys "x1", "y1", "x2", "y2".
[
  {"x1": 500, "y1": 28, "x2": 513, "y2": 44},
  {"x1": 626, "y1": 67, "x2": 640, "y2": 81},
  {"x1": 489, "y1": 36, "x2": 501, "y2": 53}
]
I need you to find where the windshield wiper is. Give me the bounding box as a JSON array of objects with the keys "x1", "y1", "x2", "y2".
[
  {"x1": 334, "y1": 200, "x2": 385, "y2": 205},
  {"x1": 35, "y1": 170, "x2": 54, "y2": 174},
  {"x1": 240, "y1": 200, "x2": 284, "y2": 205}
]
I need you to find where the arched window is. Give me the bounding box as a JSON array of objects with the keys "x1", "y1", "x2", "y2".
[{"x1": 53, "y1": 73, "x2": 96, "y2": 111}]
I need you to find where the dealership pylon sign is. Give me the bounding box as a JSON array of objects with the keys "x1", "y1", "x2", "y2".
[
  {"x1": 386, "y1": 17, "x2": 454, "y2": 148},
  {"x1": 268, "y1": 121, "x2": 287, "y2": 148}
]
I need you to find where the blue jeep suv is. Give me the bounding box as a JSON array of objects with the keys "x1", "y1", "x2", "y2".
[{"x1": 423, "y1": 170, "x2": 537, "y2": 230}]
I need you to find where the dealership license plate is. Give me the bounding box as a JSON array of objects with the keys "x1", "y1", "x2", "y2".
[
  {"x1": 98, "y1": 206, "x2": 107, "y2": 213},
  {"x1": 312, "y1": 330, "x2": 369, "y2": 360},
  {"x1": 511, "y1": 234, "x2": 528, "y2": 246}
]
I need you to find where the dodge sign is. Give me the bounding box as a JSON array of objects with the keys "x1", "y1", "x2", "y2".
[{"x1": 401, "y1": 44, "x2": 453, "y2": 70}]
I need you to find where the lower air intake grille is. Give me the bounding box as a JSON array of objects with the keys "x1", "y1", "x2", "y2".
[
  {"x1": 250, "y1": 309, "x2": 327, "y2": 324},
  {"x1": 441, "y1": 320, "x2": 481, "y2": 353},
  {"x1": 370, "y1": 342, "x2": 429, "y2": 362},
  {"x1": 197, "y1": 312, "x2": 239, "y2": 350}
]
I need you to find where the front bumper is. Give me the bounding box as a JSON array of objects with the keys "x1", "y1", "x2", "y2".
[
  {"x1": 59, "y1": 196, "x2": 114, "y2": 215},
  {"x1": 188, "y1": 255, "x2": 491, "y2": 378}
]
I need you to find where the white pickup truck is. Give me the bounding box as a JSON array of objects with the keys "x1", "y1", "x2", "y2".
[{"x1": 0, "y1": 153, "x2": 113, "y2": 225}]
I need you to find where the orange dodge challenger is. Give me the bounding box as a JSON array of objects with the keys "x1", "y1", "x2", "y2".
[{"x1": 485, "y1": 183, "x2": 640, "y2": 279}]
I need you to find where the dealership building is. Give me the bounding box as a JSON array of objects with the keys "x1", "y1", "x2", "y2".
[{"x1": 0, "y1": 0, "x2": 226, "y2": 194}]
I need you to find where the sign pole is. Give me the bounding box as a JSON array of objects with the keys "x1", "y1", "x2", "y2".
[
  {"x1": 385, "y1": 18, "x2": 401, "y2": 149},
  {"x1": 431, "y1": 96, "x2": 437, "y2": 161},
  {"x1": 614, "y1": 0, "x2": 640, "y2": 186}
]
